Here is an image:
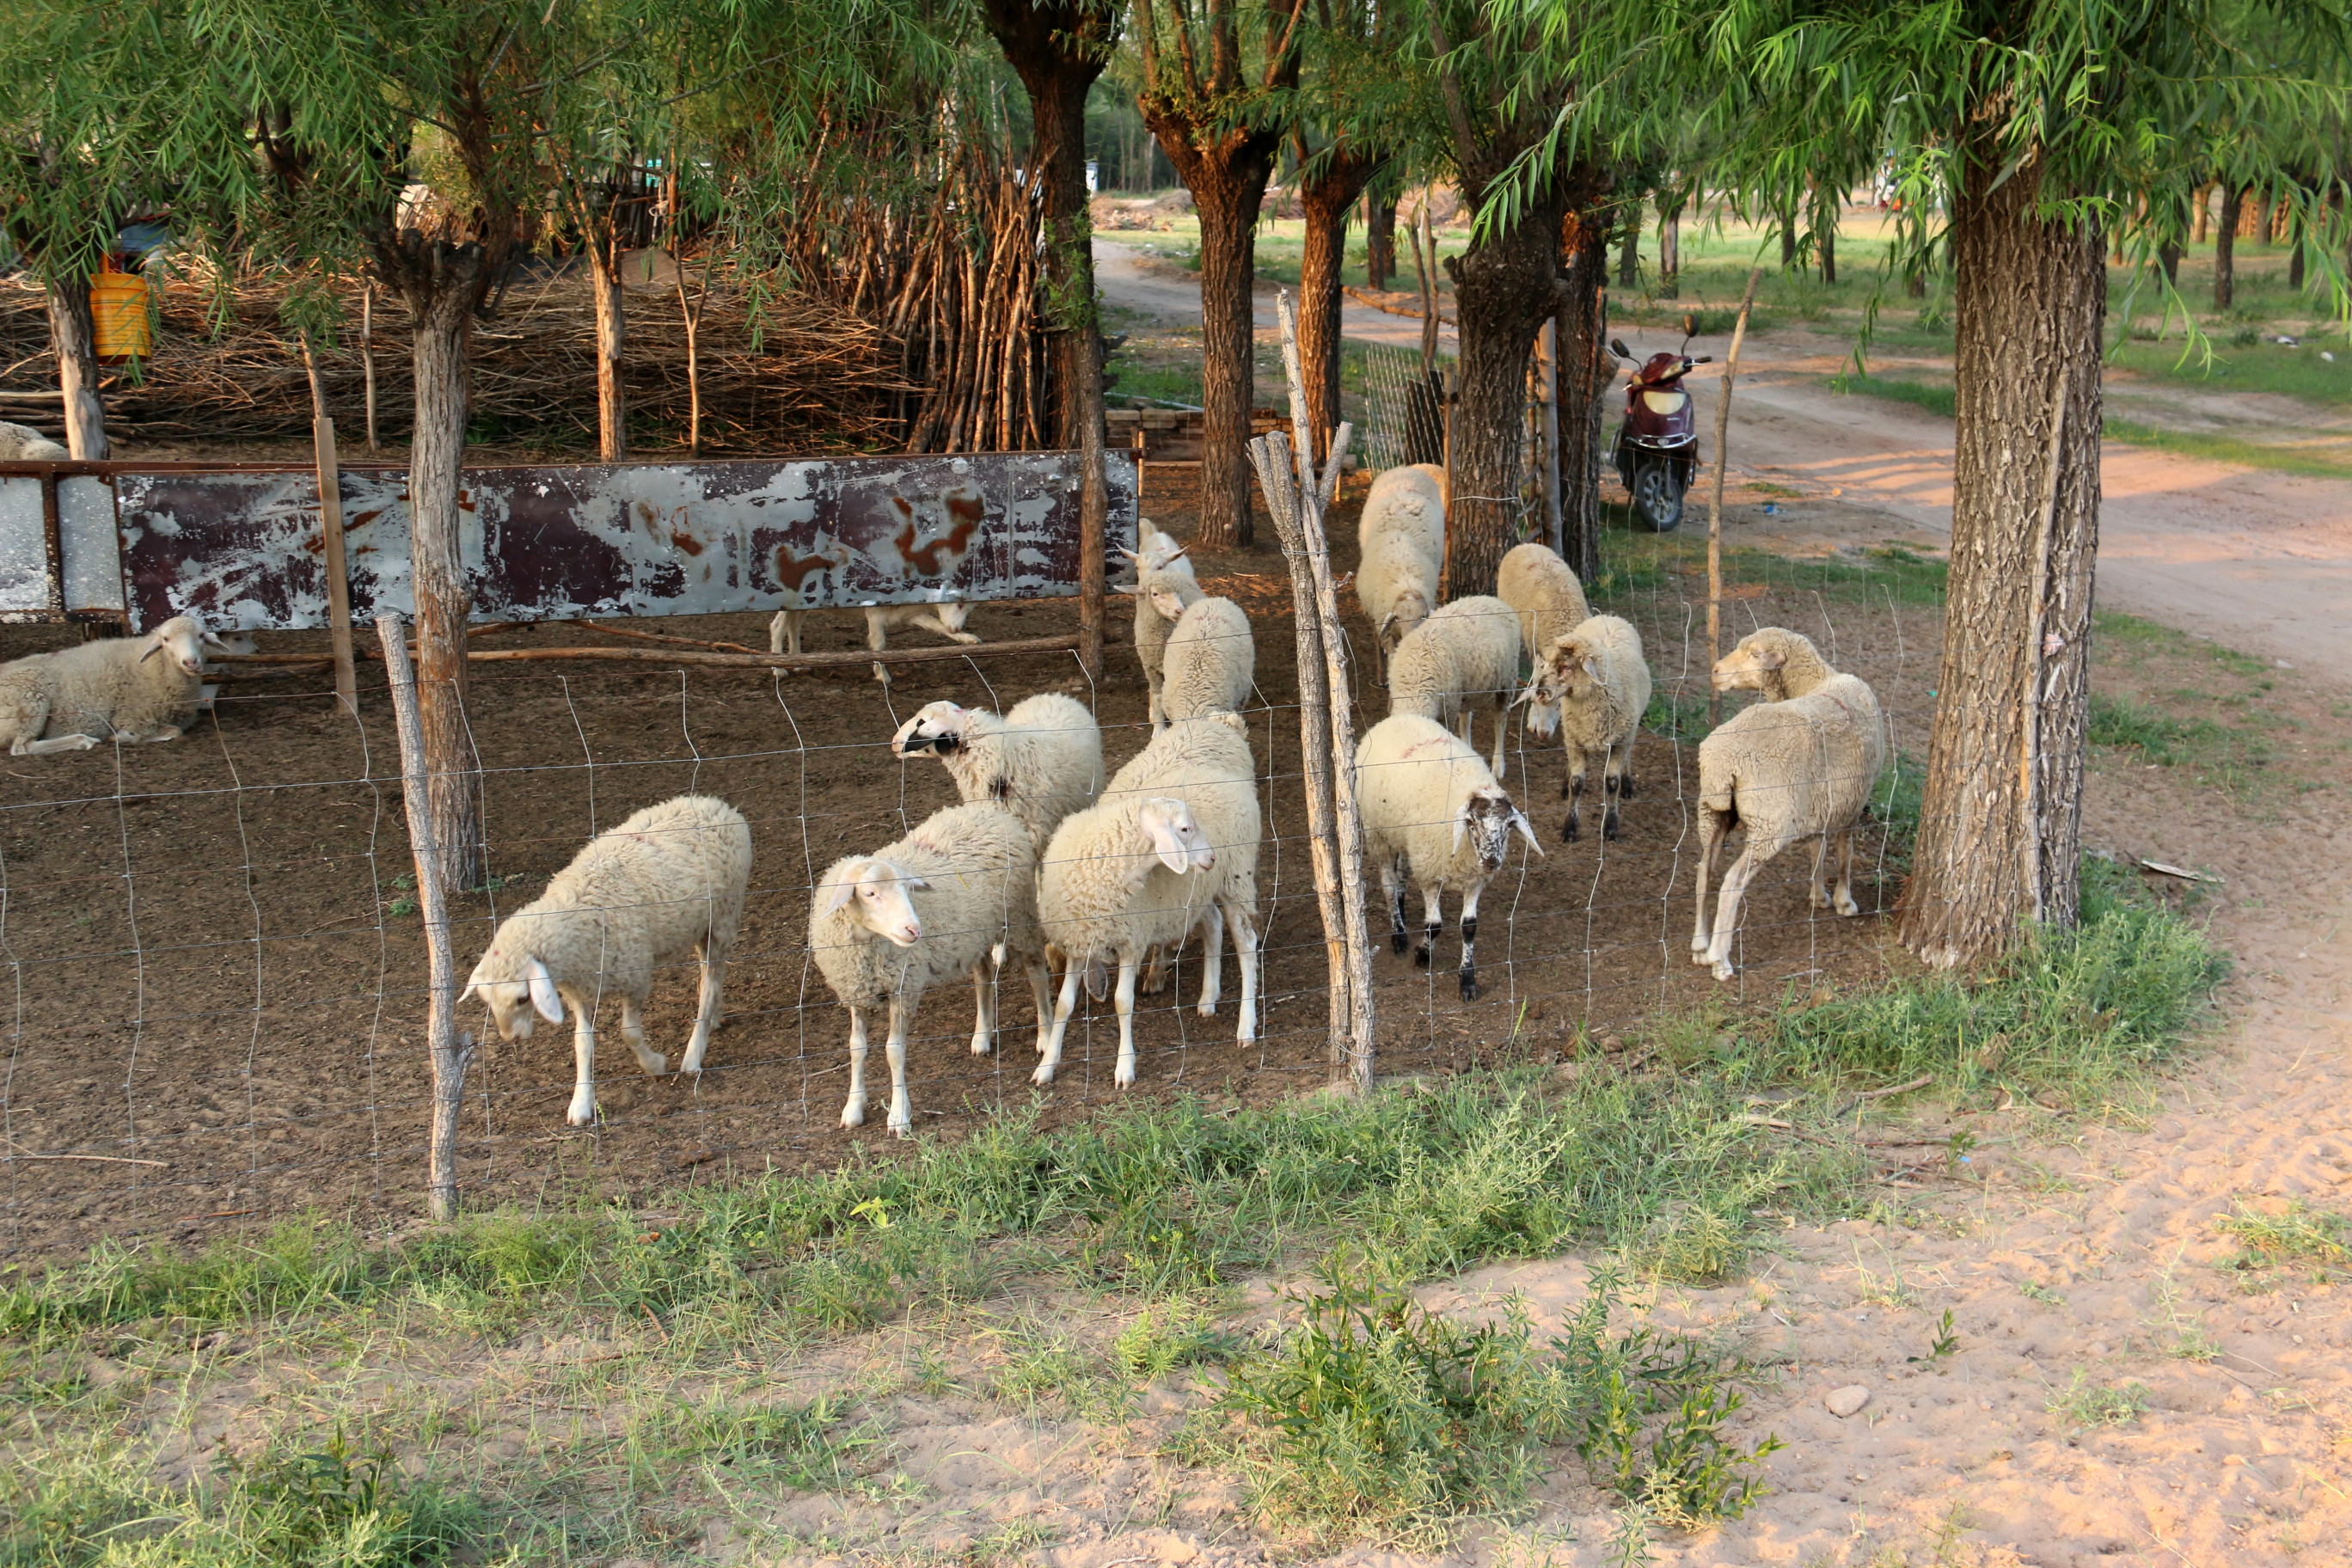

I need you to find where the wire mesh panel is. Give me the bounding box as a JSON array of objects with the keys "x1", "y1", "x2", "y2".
[{"x1": 1357, "y1": 343, "x2": 1450, "y2": 473}]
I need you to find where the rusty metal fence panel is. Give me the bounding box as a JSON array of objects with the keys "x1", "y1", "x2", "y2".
[{"x1": 0, "y1": 451, "x2": 1137, "y2": 633}]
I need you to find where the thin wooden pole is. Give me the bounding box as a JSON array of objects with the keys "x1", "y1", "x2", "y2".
[
  {"x1": 1276, "y1": 288, "x2": 1375, "y2": 1093},
  {"x1": 211, "y1": 631, "x2": 1089, "y2": 673},
  {"x1": 301, "y1": 341, "x2": 359, "y2": 714},
  {"x1": 2019, "y1": 369, "x2": 2069, "y2": 927},
  {"x1": 361, "y1": 285, "x2": 378, "y2": 456},
  {"x1": 1706, "y1": 267, "x2": 1763, "y2": 727},
  {"x1": 1538, "y1": 318, "x2": 1562, "y2": 555},
  {"x1": 377, "y1": 614, "x2": 476, "y2": 1222}
]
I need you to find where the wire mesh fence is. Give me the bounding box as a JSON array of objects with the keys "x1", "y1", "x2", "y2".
[{"x1": 0, "y1": 512, "x2": 1934, "y2": 1259}]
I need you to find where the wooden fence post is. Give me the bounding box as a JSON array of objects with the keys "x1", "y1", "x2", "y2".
[
  {"x1": 1706, "y1": 268, "x2": 1763, "y2": 728},
  {"x1": 301, "y1": 341, "x2": 359, "y2": 713},
  {"x1": 377, "y1": 614, "x2": 476, "y2": 1221}
]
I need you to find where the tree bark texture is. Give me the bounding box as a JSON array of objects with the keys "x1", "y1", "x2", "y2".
[
  {"x1": 1442, "y1": 182, "x2": 1568, "y2": 597},
  {"x1": 2214, "y1": 184, "x2": 2240, "y2": 310},
  {"x1": 1553, "y1": 209, "x2": 1610, "y2": 583},
  {"x1": 402, "y1": 257, "x2": 487, "y2": 892},
  {"x1": 1896, "y1": 152, "x2": 2104, "y2": 971},
  {"x1": 1813, "y1": 183, "x2": 1838, "y2": 285},
  {"x1": 1365, "y1": 197, "x2": 1396, "y2": 289},
  {"x1": 45, "y1": 273, "x2": 107, "y2": 460},
  {"x1": 590, "y1": 243, "x2": 627, "y2": 462},
  {"x1": 1657, "y1": 204, "x2": 1681, "y2": 297},
  {"x1": 1298, "y1": 150, "x2": 1378, "y2": 462}
]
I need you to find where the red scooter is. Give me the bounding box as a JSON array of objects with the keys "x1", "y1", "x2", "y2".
[{"x1": 1609, "y1": 315, "x2": 1712, "y2": 532}]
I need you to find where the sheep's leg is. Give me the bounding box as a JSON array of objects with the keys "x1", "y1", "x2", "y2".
[
  {"x1": 1141, "y1": 941, "x2": 1172, "y2": 994},
  {"x1": 865, "y1": 609, "x2": 892, "y2": 686},
  {"x1": 1487, "y1": 694, "x2": 1508, "y2": 780},
  {"x1": 1457, "y1": 880, "x2": 1485, "y2": 1002},
  {"x1": 566, "y1": 1006, "x2": 600, "y2": 1127},
  {"x1": 20, "y1": 732, "x2": 100, "y2": 756},
  {"x1": 1112, "y1": 954, "x2": 1142, "y2": 1089},
  {"x1": 969, "y1": 961, "x2": 998, "y2": 1056},
  {"x1": 117, "y1": 725, "x2": 183, "y2": 744},
  {"x1": 680, "y1": 941, "x2": 727, "y2": 1076},
  {"x1": 1706, "y1": 842, "x2": 1777, "y2": 983},
  {"x1": 839, "y1": 1008, "x2": 871, "y2": 1127},
  {"x1": 1026, "y1": 960, "x2": 1055, "y2": 1057},
  {"x1": 1616, "y1": 747, "x2": 1638, "y2": 799},
  {"x1": 1196, "y1": 902, "x2": 1225, "y2": 1018},
  {"x1": 1563, "y1": 754, "x2": 1588, "y2": 842},
  {"x1": 1601, "y1": 746, "x2": 1624, "y2": 841},
  {"x1": 1033, "y1": 963, "x2": 1083, "y2": 1085},
  {"x1": 1416, "y1": 886, "x2": 1442, "y2": 971},
  {"x1": 884, "y1": 995, "x2": 918, "y2": 1136},
  {"x1": 1382, "y1": 858, "x2": 1408, "y2": 954},
  {"x1": 1692, "y1": 811, "x2": 1726, "y2": 962},
  {"x1": 619, "y1": 994, "x2": 665, "y2": 1076},
  {"x1": 1146, "y1": 671, "x2": 1166, "y2": 731},
  {"x1": 910, "y1": 608, "x2": 980, "y2": 645},
  {"x1": 1221, "y1": 897, "x2": 1259, "y2": 1043},
  {"x1": 1807, "y1": 837, "x2": 1834, "y2": 910},
  {"x1": 1834, "y1": 828, "x2": 1861, "y2": 916}
]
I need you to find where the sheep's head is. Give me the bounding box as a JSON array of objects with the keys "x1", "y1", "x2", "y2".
[
  {"x1": 464, "y1": 944, "x2": 563, "y2": 1040},
  {"x1": 139, "y1": 616, "x2": 234, "y2": 677},
  {"x1": 892, "y1": 701, "x2": 971, "y2": 757},
  {"x1": 1451, "y1": 785, "x2": 1542, "y2": 872},
  {"x1": 1712, "y1": 628, "x2": 1817, "y2": 697},
  {"x1": 1378, "y1": 589, "x2": 1431, "y2": 646},
  {"x1": 1520, "y1": 634, "x2": 1599, "y2": 737},
  {"x1": 1137, "y1": 798, "x2": 1214, "y2": 873},
  {"x1": 819, "y1": 856, "x2": 930, "y2": 946},
  {"x1": 1145, "y1": 575, "x2": 1197, "y2": 622}
]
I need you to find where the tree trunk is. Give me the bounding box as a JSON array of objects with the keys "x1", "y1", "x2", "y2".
[
  {"x1": 1147, "y1": 125, "x2": 1277, "y2": 547},
  {"x1": 2214, "y1": 184, "x2": 2239, "y2": 310},
  {"x1": 1442, "y1": 185, "x2": 1567, "y2": 597},
  {"x1": 1554, "y1": 209, "x2": 1611, "y2": 583},
  {"x1": 1657, "y1": 202, "x2": 1681, "y2": 298},
  {"x1": 45, "y1": 273, "x2": 107, "y2": 460},
  {"x1": 1299, "y1": 152, "x2": 1378, "y2": 462},
  {"x1": 1897, "y1": 150, "x2": 2103, "y2": 971},
  {"x1": 1615, "y1": 205, "x2": 1638, "y2": 288},
  {"x1": 1366, "y1": 197, "x2": 1396, "y2": 290},
  {"x1": 407, "y1": 271, "x2": 486, "y2": 892},
  {"x1": 590, "y1": 242, "x2": 627, "y2": 462},
  {"x1": 1815, "y1": 186, "x2": 1838, "y2": 285},
  {"x1": 2159, "y1": 241, "x2": 2182, "y2": 286},
  {"x1": 2191, "y1": 182, "x2": 2210, "y2": 242},
  {"x1": 1779, "y1": 205, "x2": 1798, "y2": 270},
  {"x1": 2288, "y1": 224, "x2": 2306, "y2": 291}
]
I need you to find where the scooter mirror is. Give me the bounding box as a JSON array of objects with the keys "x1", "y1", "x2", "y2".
[
  {"x1": 1608, "y1": 338, "x2": 1633, "y2": 361},
  {"x1": 1692, "y1": 355, "x2": 1714, "y2": 364},
  {"x1": 1681, "y1": 311, "x2": 1700, "y2": 340}
]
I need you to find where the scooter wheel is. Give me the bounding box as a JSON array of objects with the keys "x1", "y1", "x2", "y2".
[{"x1": 1632, "y1": 463, "x2": 1684, "y2": 532}]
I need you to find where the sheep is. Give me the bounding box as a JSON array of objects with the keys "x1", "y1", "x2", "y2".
[
  {"x1": 0, "y1": 616, "x2": 236, "y2": 756},
  {"x1": 0, "y1": 421, "x2": 68, "y2": 460},
  {"x1": 1521, "y1": 615, "x2": 1651, "y2": 842},
  {"x1": 462, "y1": 794, "x2": 752, "y2": 1127},
  {"x1": 1354, "y1": 714, "x2": 1543, "y2": 1001},
  {"x1": 1386, "y1": 594, "x2": 1521, "y2": 779},
  {"x1": 1117, "y1": 520, "x2": 1204, "y2": 727},
  {"x1": 1689, "y1": 628, "x2": 1889, "y2": 982},
  {"x1": 1356, "y1": 464, "x2": 1445, "y2": 679},
  {"x1": 1157, "y1": 596, "x2": 1254, "y2": 721},
  {"x1": 889, "y1": 693, "x2": 1105, "y2": 850},
  {"x1": 810, "y1": 800, "x2": 1051, "y2": 1136},
  {"x1": 1495, "y1": 542, "x2": 1590, "y2": 669},
  {"x1": 769, "y1": 600, "x2": 978, "y2": 686},
  {"x1": 1034, "y1": 710, "x2": 1259, "y2": 1089}
]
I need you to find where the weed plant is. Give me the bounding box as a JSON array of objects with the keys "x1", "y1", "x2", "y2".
[{"x1": 2218, "y1": 1198, "x2": 2352, "y2": 1277}]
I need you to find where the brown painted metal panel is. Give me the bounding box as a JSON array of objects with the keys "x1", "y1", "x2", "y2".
[{"x1": 101, "y1": 451, "x2": 1138, "y2": 633}]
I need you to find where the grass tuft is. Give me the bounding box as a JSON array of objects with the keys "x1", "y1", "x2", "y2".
[{"x1": 2217, "y1": 1198, "x2": 2352, "y2": 1277}]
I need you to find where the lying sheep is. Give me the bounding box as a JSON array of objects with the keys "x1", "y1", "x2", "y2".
[
  {"x1": 1354, "y1": 713, "x2": 1542, "y2": 1001},
  {"x1": 1691, "y1": 628, "x2": 1888, "y2": 982},
  {"x1": 0, "y1": 616, "x2": 235, "y2": 756},
  {"x1": 1522, "y1": 615, "x2": 1651, "y2": 842},
  {"x1": 0, "y1": 421, "x2": 69, "y2": 460},
  {"x1": 463, "y1": 795, "x2": 752, "y2": 1126},
  {"x1": 890, "y1": 693, "x2": 1104, "y2": 850},
  {"x1": 1387, "y1": 594, "x2": 1521, "y2": 779},
  {"x1": 1495, "y1": 542, "x2": 1590, "y2": 670},
  {"x1": 1118, "y1": 520, "x2": 1204, "y2": 727},
  {"x1": 769, "y1": 601, "x2": 978, "y2": 685},
  {"x1": 1158, "y1": 596, "x2": 1254, "y2": 720},
  {"x1": 1356, "y1": 464, "x2": 1445, "y2": 680},
  {"x1": 1035, "y1": 710, "x2": 1260, "y2": 1089},
  {"x1": 811, "y1": 800, "x2": 1051, "y2": 1136}
]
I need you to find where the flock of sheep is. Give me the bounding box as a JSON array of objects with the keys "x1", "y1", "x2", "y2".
[
  {"x1": 456, "y1": 462, "x2": 1888, "y2": 1135},
  {"x1": 0, "y1": 450, "x2": 1885, "y2": 1135}
]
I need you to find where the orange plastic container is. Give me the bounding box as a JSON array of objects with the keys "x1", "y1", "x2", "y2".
[{"x1": 89, "y1": 259, "x2": 150, "y2": 360}]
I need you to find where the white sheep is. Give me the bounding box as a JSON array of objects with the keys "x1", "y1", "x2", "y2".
[
  {"x1": 462, "y1": 794, "x2": 752, "y2": 1126},
  {"x1": 1157, "y1": 595, "x2": 1254, "y2": 721},
  {"x1": 1118, "y1": 520, "x2": 1204, "y2": 728},
  {"x1": 1495, "y1": 542, "x2": 1590, "y2": 669},
  {"x1": 1034, "y1": 711, "x2": 1260, "y2": 1089},
  {"x1": 890, "y1": 692, "x2": 1104, "y2": 850},
  {"x1": 0, "y1": 421, "x2": 69, "y2": 460},
  {"x1": 0, "y1": 616, "x2": 235, "y2": 755},
  {"x1": 1386, "y1": 594, "x2": 1521, "y2": 779},
  {"x1": 810, "y1": 800, "x2": 1051, "y2": 1136},
  {"x1": 1356, "y1": 464, "x2": 1445, "y2": 679},
  {"x1": 769, "y1": 601, "x2": 978, "y2": 685},
  {"x1": 1690, "y1": 628, "x2": 1889, "y2": 982},
  {"x1": 1354, "y1": 713, "x2": 1542, "y2": 1001},
  {"x1": 1522, "y1": 615, "x2": 1651, "y2": 842}
]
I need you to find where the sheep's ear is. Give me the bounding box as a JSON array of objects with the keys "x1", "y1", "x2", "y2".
[
  {"x1": 1148, "y1": 585, "x2": 1188, "y2": 619},
  {"x1": 138, "y1": 640, "x2": 164, "y2": 663},
  {"x1": 1751, "y1": 646, "x2": 1785, "y2": 671},
  {"x1": 1582, "y1": 655, "x2": 1602, "y2": 680},
  {"x1": 524, "y1": 958, "x2": 563, "y2": 1024},
  {"x1": 1378, "y1": 612, "x2": 1398, "y2": 639},
  {"x1": 1161, "y1": 547, "x2": 1188, "y2": 565},
  {"x1": 200, "y1": 630, "x2": 233, "y2": 652},
  {"x1": 1512, "y1": 812, "x2": 1547, "y2": 857},
  {"x1": 902, "y1": 873, "x2": 932, "y2": 892},
  {"x1": 1112, "y1": 582, "x2": 1139, "y2": 595},
  {"x1": 1139, "y1": 805, "x2": 1193, "y2": 873},
  {"x1": 818, "y1": 877, "x2": 859, "y2": 917}
]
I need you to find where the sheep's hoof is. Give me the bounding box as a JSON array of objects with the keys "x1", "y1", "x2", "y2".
[
  {"x1": 1196, "y1": 999, "x2": 1219, "y2": 1019},
  {"x1": 1690, "y1": 946, "x2": 1713, "y2": 965},
  {"x1": 1602, "y1": 814, "x2": 1620, "y2": 842},
  {"x1": 841, "y1": 1099, "x2": 867, "y2": 1129},
  {"x1": 1412, "y1": 946, "x2": 1432, "y2": 971},
  {"x1": 1619, "y1": 776, "x2": 1639, "y2": 799},
  {"x1": 1458, "y1": 972, "x2": 1480, "y2": 1002},
  {"x1": 1113, "y1": 1062, "x2": 1136, "y2": 1089},
  {"x1": 887, "y1": 1106, "x2": 914, "y2": 1136},
  {"x1": 1561, "y1": 816, "x2": 1581, "y2": 842},
  {"x1": 567, "y1": 1096, "x2": 597, "y2": 1128},
  {"x1": 1029, "y1": 1063, "x2": 1057, "y2": 1087},
  {"x1": 970, "y1": 1036, "x2": 993, "y2": 1057},
  {"x1": 1834, "y1": 894, "x2": 1861, "y2": 917},
  {"x1": 1390, "y1": 931, "x2": 1410, "y2": 956},
  {"x1": 1711, "y1": 959, "x2": 1737, "y2": 983},
  {"x1": 947, "y1": 632, "x2": 981, "y2": 645}
]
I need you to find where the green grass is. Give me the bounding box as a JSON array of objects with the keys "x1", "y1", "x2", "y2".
[
  {"x1": 2044, "y1": 1370, "x2": 2153, "y2": 1430},
  {"x1": 2088, "y1": 692, "x2": 2274, "y2": 792},
  {"x1": 2103, "y1": 419, "x2": 2352, "y2": 480},
  {"x1": 2105, "y1": 332, "x2": 2352, "y2": 413},
  {"x1": 1837, "y1": 374, "x2": 1956, "y2": 419},
  {"x1": 2217, "y1": 1198, "x2": 2352, "y2": 1277}
]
